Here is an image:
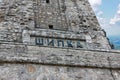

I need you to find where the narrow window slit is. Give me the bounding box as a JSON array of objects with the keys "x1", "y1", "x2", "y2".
[
  {"x1": 49, "y1": 25, "x2": 53, "y2": 29},
  {"x1": 46, "y1": 0, "x2": 50, "y2": 3}
]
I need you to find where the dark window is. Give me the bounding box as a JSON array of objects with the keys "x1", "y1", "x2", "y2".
[
  {"x1": 49, "y1": 25, "x2": 53, "y2": 29},
  {"x1": 46, "y1": 0, "x2": 50, "y2": 3}
]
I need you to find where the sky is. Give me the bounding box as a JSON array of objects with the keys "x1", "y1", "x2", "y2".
[{"x1": 88, "y1": 0, "x2": 120, "y2": 36}]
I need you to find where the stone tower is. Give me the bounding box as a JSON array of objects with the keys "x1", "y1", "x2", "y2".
[
  {"x1": 0, "y1": 0, "x2": 110, "y2": 49},
  {"x1": 0, "y1": 0, "x2": 120, "y2": 80}
]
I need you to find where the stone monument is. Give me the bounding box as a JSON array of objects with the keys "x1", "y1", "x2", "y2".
[{"x1": 0, "y1": 0, "x2": 120, "y2": 80}]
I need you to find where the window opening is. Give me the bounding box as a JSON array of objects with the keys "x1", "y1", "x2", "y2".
[
  {"x1": 46, "y1": 0, "x2": 50, "y2": 3},
  {"x1": 49, "y1": 25, "x2": 53, "y2": 29}
]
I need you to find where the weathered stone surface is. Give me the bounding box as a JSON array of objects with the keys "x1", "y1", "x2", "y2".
[
  {"x1": 0, "y1": 0, "x2": 119, "y2": 80},
  {"x1": 0, "y1": 63, "x2": 120, "y2": 80},
  {"x1": 0, "y1": 43, "x2": 118, "y2": 80},
  {"x1": 0, "y1": 44, "x2": 120, "y2": 69},
  {"x1": 0, "y1": 0, "x2": 111, "y2": 49},
  {"x1": 0, "y1": 0, "x2": 34, "y2": 42},
  {"x1": 0, "y1": 45, "x2": 120, "y2": 80}
]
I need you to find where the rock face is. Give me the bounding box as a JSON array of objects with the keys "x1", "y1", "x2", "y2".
[{"x1": 0, "y1": 0, "x2": 119, "y2": 80}]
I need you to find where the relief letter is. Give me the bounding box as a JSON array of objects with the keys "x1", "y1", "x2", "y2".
[
  {"x1": 67, "y1": 40, "x2": 73, "y2": 48},
  {"x1": 35, "y1": 37, "x2": 44, "y2": 45},
  {"x1": 47, "y1": 39, "x2": 54, "y2": 47},
  {"x1": 77, "y1": 41, "x2": 83, "y2": 48},
  {"x1": 57, "y1": 40, "x2": 64, "y2": 47}
]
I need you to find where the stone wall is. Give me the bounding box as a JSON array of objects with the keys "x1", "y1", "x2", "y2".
[
  {"x1": 0, "y1": 63, "x2": 119, "y2": 80},
  {"x1": 0, "y1": 0, "x2": 119, "y2": 80},
  {"x1": 0, "y1": 0, "x2": 111, "y2": 49},
  {"x1": 33, "y1": 0, "x2": 100, "y2": 31},
  {"x1": 0, "y1": 43, "x2": 120, "y2": 80},
  {"x1": 0, "y1": 0, "x2": 34, "y2": 42}
]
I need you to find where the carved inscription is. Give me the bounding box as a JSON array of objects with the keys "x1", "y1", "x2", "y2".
[{"x1": 31, "y1": 37, "x2": 86, "y2": 49}]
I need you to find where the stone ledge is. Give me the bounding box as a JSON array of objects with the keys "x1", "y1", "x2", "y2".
[
  {"x1": 28, "y1": 29, "x2": 86, "y2": 40},
  {"x1": 0, "y1": 43, "x2": 119, "y2": 69}
]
